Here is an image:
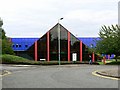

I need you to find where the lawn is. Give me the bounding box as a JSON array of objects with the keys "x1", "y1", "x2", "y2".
[
  {"x1": 97, "y1": 59, "x2": 120, "y2": 65},
  {"x1": 1, "y1": 54, "x2": 119, "y2": 65},
  {"x1": 0, "y1": 54, "x2": 99, "y2": 65}
]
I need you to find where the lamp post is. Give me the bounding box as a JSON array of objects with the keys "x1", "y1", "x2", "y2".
[{"x1": 58, "y1": 18, "x2": 63, "y2": 65}]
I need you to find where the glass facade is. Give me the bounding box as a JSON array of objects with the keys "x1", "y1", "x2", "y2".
[
  {"x1": 49, "y1": 25, "x2": 58, "y2": 60},
  {"x1": 27, "y1": 43, "x2": 35, "y2": 60},
  {"x1": 82, "y1": 44, "x2": 89, "y2": 61},
  {"x1": 37, "y1": 34, "x2": 47, "y2": 60},
  {"x1": 70, "y1": 34, "x2": 80, "y2": 61},
  {"x1": 26, "y1": 23, "x2": 90, "y2": 62},
  {"x1": 60, "y1": 25, "x2": 68, "y2": 61}
]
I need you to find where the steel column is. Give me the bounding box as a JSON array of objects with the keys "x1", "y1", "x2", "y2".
[
  {"x1": 68, "y1": 31, "x2": 70, "y2": 62},
  {"x1": 34, "y1": 41, "x2": 38, "y2": 61},
  {"x1": 47, "y1": 32, "x2": 50, "y2": 62},
  {"x1": 80, "y1": 41, "x2": 82, "y2": 62}
]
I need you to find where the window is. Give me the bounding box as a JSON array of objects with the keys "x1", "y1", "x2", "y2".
[
  {"x1": 90, "y1": 44, "x2": 94, "y2": 48},
  {"x1": 19, "y1": 45, "x2": 21, "y2": 47},
  {"x1": 16, "y1": 44, "x2": 19, "y2": 48},
  {"x1": 25, "y1": 45, "x2": 28, "y2": 48},
  {"x1": 12, "y1": 45, "x2": 15, "y2": 47}
]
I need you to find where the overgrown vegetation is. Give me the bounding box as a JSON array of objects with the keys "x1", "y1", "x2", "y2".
[
  {"x1": 0, "y1": 18, "x2": 14, "y2": 55},
  {"x1": 0, "y1": 54, "x2": 36, "y2": 64},
  {"x1": 96, "y1": 24, "x2": 120, "y2": 61}
]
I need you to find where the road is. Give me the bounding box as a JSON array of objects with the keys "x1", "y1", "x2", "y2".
[{"x1": 1, "y1": 64, "x2": 119, "y2": 88}]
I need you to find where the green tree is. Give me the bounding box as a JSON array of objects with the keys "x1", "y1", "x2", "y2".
[
  {"x1": 96, "y1": 24, "x2": 120, "y2": 61},
  {"x1": 0, "y1": 18, "x2": 3, "y2": 55},
  {"x1": 0, "y1": 18, "x2": 3, "y2": 39},
  {"x1": 0, "y1": 18, "x2": 14, "y2": 55}
]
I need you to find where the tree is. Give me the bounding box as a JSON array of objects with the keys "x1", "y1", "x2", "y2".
[
  {"x1": 96, "y1": 24, "x2": 120, "y2": 61},
  {"x1": 0, "y1": 18, "x2": 14, "y2": 55},
  {"x1": 0, "y1": 18, "x2": 3, "y2": 39}
]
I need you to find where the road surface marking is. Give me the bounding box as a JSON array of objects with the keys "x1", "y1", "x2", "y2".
[
  {"x1": 0, "y1": 70, "x2": 12, "y2": 77},
  {"x1": 92, "y1": 70, "x2": 120, "y2": 80}
]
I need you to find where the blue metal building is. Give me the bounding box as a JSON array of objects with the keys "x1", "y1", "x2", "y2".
[
  {"x1": 11, "y1": 38, "x2": 39, "y2": 51},
  {"x1": 78, "y1": 37, "x2": 115, "y2": 59},
  {"x1": 11, "y1": 37, "x2": 100, "y2": 51},
  {"x1": 11, "y1": 37, "x2": 114, "y2": 59},
  {"x1": 78, "y1": 37, "x2": 101, "y2": 48}
]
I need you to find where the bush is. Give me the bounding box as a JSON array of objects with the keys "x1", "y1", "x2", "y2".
[
  {"x1": 117, "y1": 56, "x2": 120, "y2": 59},
  {"x1": 1, "y1": 54, "x2": 40, "y2": 65},
  {"x1": 2, "y1": 39, "x2": 15, "y2": 55}
]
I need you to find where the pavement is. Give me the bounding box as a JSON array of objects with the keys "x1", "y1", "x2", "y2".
[{"x1": 0, "y1": 64, "x2": 120, "y2": 79}]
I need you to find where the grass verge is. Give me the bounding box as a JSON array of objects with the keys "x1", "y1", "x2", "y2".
[
  {"x1": 0, "y1": 54, "x2": 99, "y2": 65},
  {"x1": 106, "y1": 59, "x2": 120, "y2": 65},
  {"x1": 97, "y1": 59, "x2": 120, "y2": 65}
]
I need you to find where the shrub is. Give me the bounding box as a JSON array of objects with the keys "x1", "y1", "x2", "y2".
[
  {"x1": 1, "y1": 54, "x2": 39, "y2": 65},
  {"x1": 2, "y1": 39, "x2": 15, "y2": 55}
]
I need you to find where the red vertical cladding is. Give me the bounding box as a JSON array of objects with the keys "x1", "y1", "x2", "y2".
[
  {"x1": 47, "y1": 32, "x2": 50, "y2": 62},
  {"x1": 34, "y1": 41, "x2": 38, "y2": 61},
  {"x1": 68, "y1": 31, "x2": 70, "y2": 62},
  {"x1": 80, "y1": 41, "x2": 82, "y2": 62},
  {"x1": 92, "y1": 52, "x2": 95, "y2": 62}
]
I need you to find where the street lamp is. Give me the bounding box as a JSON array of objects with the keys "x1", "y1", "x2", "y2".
[{"x1": 58, "y1": 18, "x2": 63, "y2": 65}]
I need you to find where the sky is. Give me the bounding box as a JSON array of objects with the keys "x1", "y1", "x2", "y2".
[{"x1": 0, "y1": 0, "x2": 119, "y2": 38}]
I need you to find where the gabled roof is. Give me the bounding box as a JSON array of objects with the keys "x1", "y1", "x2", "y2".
[{"x1": 11, "y1": 23, "x2": 101, "y2": 51}]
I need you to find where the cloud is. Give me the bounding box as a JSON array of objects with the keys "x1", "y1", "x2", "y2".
[
  {"x1": 65, "y1": 10, "x2": 117, "y2": 24},
  {"x1": 0, "y1": 0, "x2": 119, "y2": 37}
]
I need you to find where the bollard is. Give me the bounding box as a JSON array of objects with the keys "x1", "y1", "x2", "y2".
[{"x1": 103, "y1": 56, "x2": 106, "y2": 65}]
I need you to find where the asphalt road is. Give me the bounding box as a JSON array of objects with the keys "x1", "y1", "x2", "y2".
[{"x1": 1, "y1": 64, "x2": 119, "y2": 88}]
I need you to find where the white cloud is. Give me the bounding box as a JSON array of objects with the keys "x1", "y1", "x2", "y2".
[
  {"x1": 65, "y1": 10, "x2": 117, "y2": 23},
  {"x1": 0, "y1": 0, "x2": 119, "y2": 37}
]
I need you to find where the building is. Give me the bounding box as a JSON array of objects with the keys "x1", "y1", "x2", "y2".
[{"x1": 10, "y1": 23, "x2": 114, "y2": 62}]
